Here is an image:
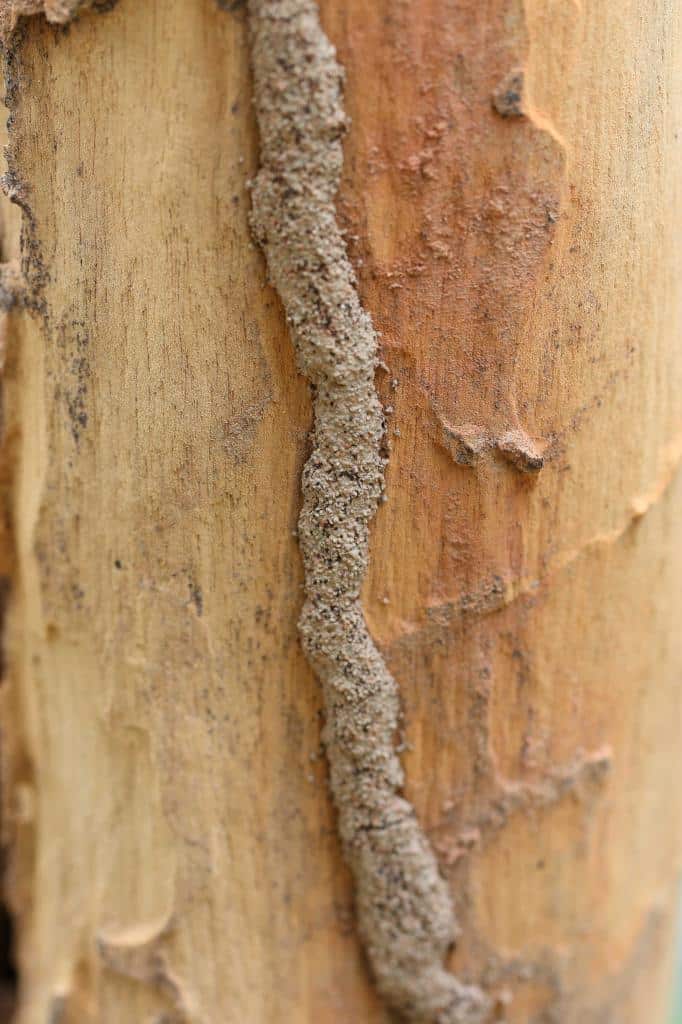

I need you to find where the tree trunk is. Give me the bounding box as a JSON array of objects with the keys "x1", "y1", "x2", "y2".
[{"x1": 0, "y1": 1, "x2": 680, "y2": 1022}]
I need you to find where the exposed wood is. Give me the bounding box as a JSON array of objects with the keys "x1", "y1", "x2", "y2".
[{"x1": 0, "y1": 1, "x2": 680, "y2": 1022}]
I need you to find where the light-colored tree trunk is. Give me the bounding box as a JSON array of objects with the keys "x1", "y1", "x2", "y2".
[{"x1": 0, "y1": 1, "x2": 680, "y2": 1022}]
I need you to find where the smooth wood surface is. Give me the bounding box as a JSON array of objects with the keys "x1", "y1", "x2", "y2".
[{"x1": 0, "y1": 1, "x2": 680, "y2": 1022}]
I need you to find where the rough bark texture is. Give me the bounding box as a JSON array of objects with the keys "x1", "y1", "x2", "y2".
[{"x1": 0, "y1": 1, "x2": 681, "y2": 1023}]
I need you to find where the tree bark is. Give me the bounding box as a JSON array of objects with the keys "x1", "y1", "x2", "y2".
[{"x1": 0, "y1": 1, "x2": 680, "y2": 1022}]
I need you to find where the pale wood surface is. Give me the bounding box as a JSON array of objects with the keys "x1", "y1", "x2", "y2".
[{"x1": 0, "y1": 1, "x2": 680, "y2": 1022}]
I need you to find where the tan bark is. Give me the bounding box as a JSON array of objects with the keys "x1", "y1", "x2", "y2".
[{"x1": 0, "y1": 1, "x2": 680, "y2": 1022}]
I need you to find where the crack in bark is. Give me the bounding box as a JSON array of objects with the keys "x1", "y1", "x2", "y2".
[{"x1": 244, "y1": 1, "x2": 491, "y2": 1020}]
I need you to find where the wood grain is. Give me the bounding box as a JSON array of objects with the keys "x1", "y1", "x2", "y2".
[{"x1": 0, "y1": 0, "x2": 680, "y2": 1021}]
